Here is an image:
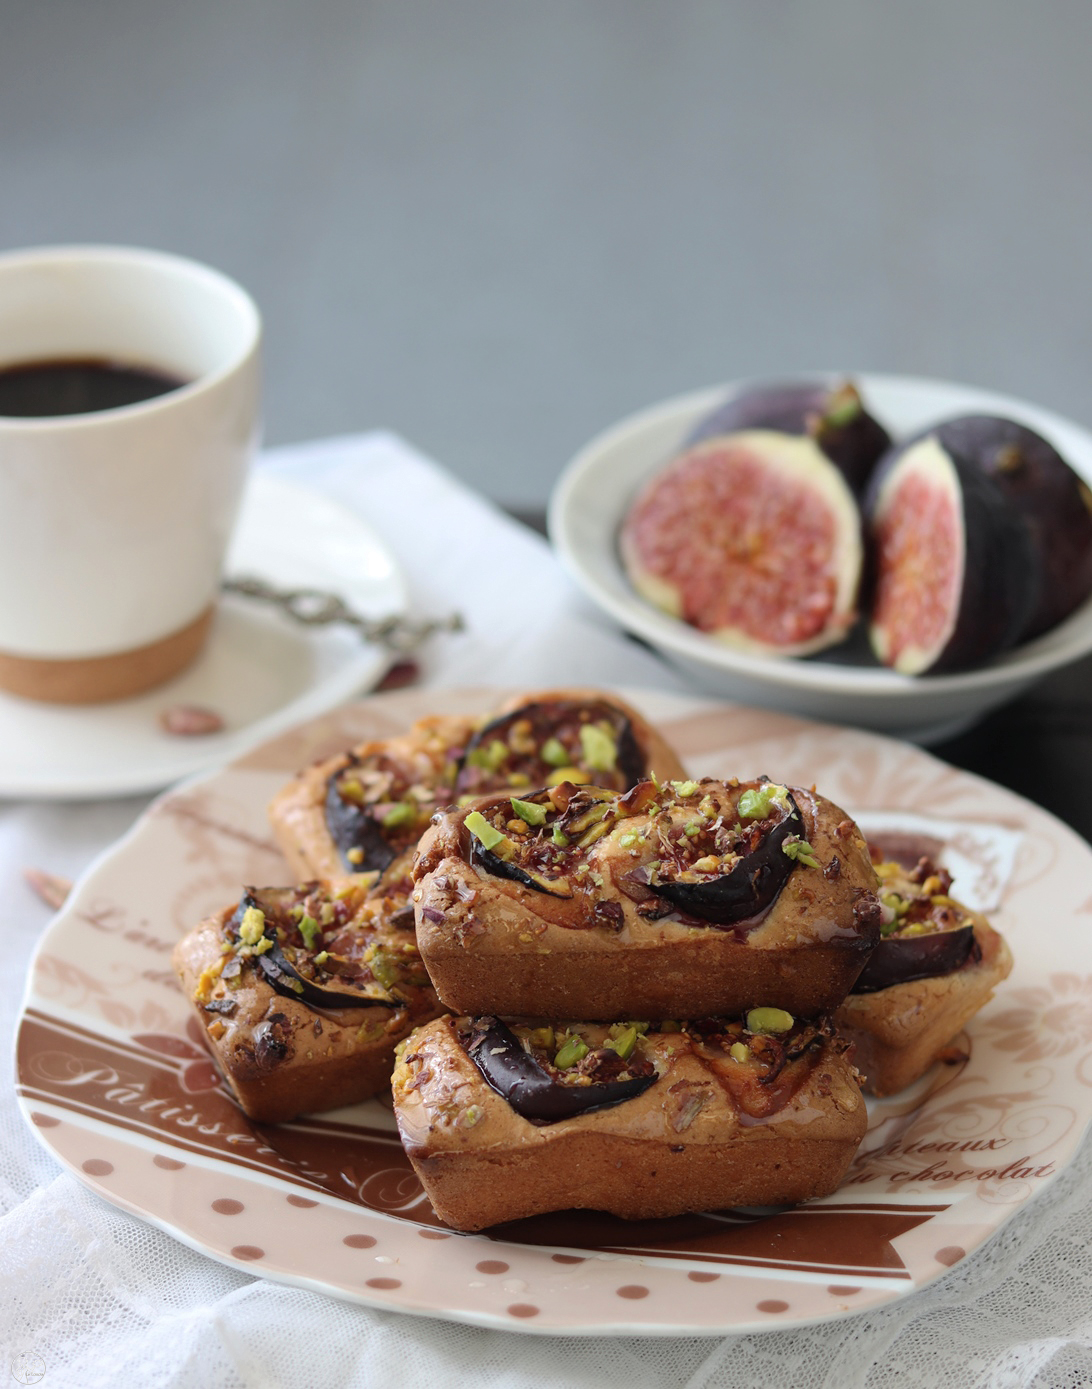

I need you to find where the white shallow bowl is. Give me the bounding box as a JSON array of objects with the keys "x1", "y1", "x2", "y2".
[{"x1": 549, "y1": 372, "x2": 1092, "y2": 743}]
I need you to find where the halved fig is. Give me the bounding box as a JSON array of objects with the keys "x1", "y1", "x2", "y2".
[
  {"x1": 461, "y1": 1017, "x2": 657, "y2": 1122},
  {"x1": 687, "y1": 379, "x2": 891, "y2": 495},
  {"x1": 852, "y1": 922, "x2": 977, "y2": 993},
  {"x1": 932, "y1": 415, "x2": 1092, "y2": 637},
  {"x1": 868, "y1": 433, "x2": 1039, "y2": 673},
  {"x1": 620, "y1": 432, "x2": 863, "y2": 656}
]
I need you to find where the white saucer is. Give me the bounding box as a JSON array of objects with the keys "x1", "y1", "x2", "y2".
[{"x1": 0, "y1": 472, "x2": 406, "y2": 800}]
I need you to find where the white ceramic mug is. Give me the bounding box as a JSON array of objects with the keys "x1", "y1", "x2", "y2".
[{"x1": 0, "y1": 245, "x2": 261, "y2": 703}]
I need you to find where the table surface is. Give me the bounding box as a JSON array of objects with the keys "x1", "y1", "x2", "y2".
[{"x1": 3, "y1": 455, "x2": 1086, "y2": 1389}]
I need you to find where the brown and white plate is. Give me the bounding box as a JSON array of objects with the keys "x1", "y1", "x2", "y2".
[{"x1": 15, "y1": 688, "x2": 1092, "y2": 1336}]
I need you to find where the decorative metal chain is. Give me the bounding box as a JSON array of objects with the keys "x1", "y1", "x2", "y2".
[{"x1": 223, "y1": 576, "x2": 464, "y2": 654}]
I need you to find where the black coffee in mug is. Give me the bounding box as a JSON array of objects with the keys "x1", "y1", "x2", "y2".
[{"x1": 0, "y1": 357, "x2": 188, "y2": 417}]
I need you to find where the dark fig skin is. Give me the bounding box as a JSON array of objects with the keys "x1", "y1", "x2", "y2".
[
  {"x1": 686, "y1": 379, "x2": 891, "y2": 495},
  {"x1": 463, "y1": 1017, "x2": 657, "y2": 1122},
  {"x1": 868, "y1": 439, "x2": 1041, "y2": 674},
  {"x1": 324, "y1": 766, "x2": 401, "y2": 876},
  {"x1": 233, "y1": 892, "x2": 395, "y2": 1011},
  {"x1": 934, "y1": 415, "x2": 1092, "y2": 637},
  {"x1": 851, "y1": 923, "x2": 977, "y2": 993},
  {"x1": 470, "y1": 839, "x2": 574, "y2": 898},
  {"x1": 649, "y1": 791, "x2": 806, "y2": 926}
]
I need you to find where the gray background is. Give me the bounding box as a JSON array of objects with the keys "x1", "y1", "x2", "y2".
[{"x1": 2, "y1": 1, "x2": 1089, "y2": 508}]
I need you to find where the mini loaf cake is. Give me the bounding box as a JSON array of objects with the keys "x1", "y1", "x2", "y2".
[
  {"x1": 450, "y1": 688, "x2": 687, "y2": 799},
  {"x1": 834, "y1": 855, "x2": 1013, "y2": 1096},
  {"x1": 172, "y1": 876, "x2": 442, "y2": 1123},
  {"x1": 413, "y1": 776, "x2": 883, "y2": 1019},
  {"x1": 269, "y1": 714, "x2": 475, "y2": 881},
  {"x1": 268, "y1": 690, "x2": 686, "y2": 882},
  {"x1": 392, "y1": 1011, "x2": 867, "y2": 1230}
]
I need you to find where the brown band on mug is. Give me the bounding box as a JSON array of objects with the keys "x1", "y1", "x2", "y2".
[{"x1": 0, "y1": 605, "x2": 214, "y2": 704}]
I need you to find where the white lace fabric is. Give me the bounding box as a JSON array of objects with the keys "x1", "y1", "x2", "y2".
[{"x1": 2, "y1": 434, "x2": 1090, "y2": 1389}]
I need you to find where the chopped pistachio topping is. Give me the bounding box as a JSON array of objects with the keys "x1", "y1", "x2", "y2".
[
  {"x1": 527, "y1": 1026, "x2": 555, "y2": 1051},
  {"x1": 298, "y1": 914, "x2": 321, "y2": 949},
  {"x1": 618, "y1": 830, "x2": 639, "y2": 848},
  {"x1": 540, "y1": 736, "x2": 570, "y2": 767},
  {"x1": 781, "y1": 836, "x2": 820, "y2": 868},
  {"x1": 251, "y1": 936, "x2": 274, "y2": 956},
  {"x1": 551, "y1": 824, "x2": 570, "y2": 847},
  {"x1": 579, "y1": 722, "x2": 617, "y2": 772},
  {"x1": 554, "y1": 1034, "x2": 589, "y2": 1069},
  {"x1": 738, "y1": 783, "x2": 789, "y2": 820},
  {"x1": 346, "y1": 846, "x2": 365, "y2": 865},
  {"x1": 730, "y1": 1041, "x2": 750, "y2": 1063},
  {"x1": 238, "y1": 906, "x2": 266, "y2": 946},
  {"x1": 510, "y1": 796, "x2": 548, "y2": 827},
  {"x1": 746, "y1": 1006, "x2": 794, "y2": 1035},
  {"x1": 467, "y1": 738, "x2": 509, "y2": 772},
  {"x1": 313, "y1": 950, "x2": 329, "y2": 965},
  {"x1": 671, "y1": 779, "x2": 700, "y2": 797},
  {"x1": 382, "y1": 801, "x2": 417, "y2": 830},
  {"x1": 607, "y1": 1024, "x2": 638, "y2": 1061},
  {"x1": 465, "y1": 810, "x2": 507, "y2": 851},
  {"x1": 684, "y1": 822, "x2": 701, "y2": 838}
]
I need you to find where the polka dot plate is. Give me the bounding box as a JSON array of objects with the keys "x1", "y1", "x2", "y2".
[{"x1": 16, "y1": 688, "x2": 1092, "y2": 1334}]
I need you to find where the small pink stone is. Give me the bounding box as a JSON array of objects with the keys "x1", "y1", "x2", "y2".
[
  {"x1": 159, "y1": 705, "x2": 225, "y2": 737},
  {"x1": 24, "y1": 867, "x2": 73, "y2": 909}
]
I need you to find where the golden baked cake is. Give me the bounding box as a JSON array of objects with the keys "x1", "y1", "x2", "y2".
[
  {"x1": 172, "y1": 876, "x2": 442, "y2": 1123},
  {"x1": 413, "y1": 776, "x2": 882, "y2": 1019},
  {"x1": 393, "y1": 1011, "x2": 867, "y2": 1231},
  {"x1": 835, "y1": 854, "x2": 1012, "y2": 1096},
  {"x1": 268, "y1": 690, "x2": 686, "y2": 882}
]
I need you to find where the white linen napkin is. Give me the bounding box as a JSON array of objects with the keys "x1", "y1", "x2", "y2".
[{"x1": 262, "y1": 430, "x2": 691, "y2": 694}]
